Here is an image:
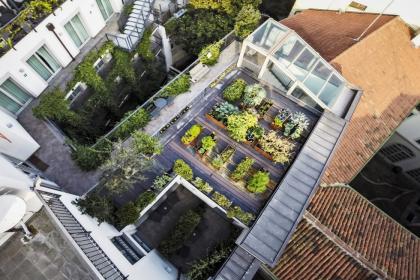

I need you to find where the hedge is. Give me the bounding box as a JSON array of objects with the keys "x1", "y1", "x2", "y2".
[
  {"x1": 223, "y1": 79, "x2": 247, "y2": 102},
  {"x1": 173, "y1": 159, "x2": 194, "y2": 180},
  {"x1": 160, "y1": 74, "x2": 191, "y2": 97}
]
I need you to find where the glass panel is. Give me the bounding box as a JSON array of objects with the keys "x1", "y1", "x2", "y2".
[
  {"x1": 291, "y1": 86, "x2": 323, "y2": 111},
  {"x1": 294, "y1": 49, "x2": 316, "y2": 71},
  {"x1": 27, "y1": 55, "x2": 52, "y2": 81},
  {"x1": 72, "y1": 15, "x2": 89, "y2": 43},
  {"x1": 249, "y1": 21, "x2": 286, "y2": 51},
  {"x1": 97, "y1": 0, "x2": 113, "y2": 20},
  {"x1": 319, "y1": 74, "x2": 343, "y2": 106},
  {"x1": 0, "y1": 79, "x2": 31, "y2": 104},
  {"x1": 37, "y1": 46, "x2": 60, "y2": 73},
  {"x1": 303, "y1": 61, "x2": 331, "y2": 94},
  {"x1": 65, "y1": 21, "x2": 82, "y2": 47},
  {"x1": 0, "y1": 92, "x2": 20, "y2": 114},
  {"x1": 273, "y1": 35, "x2": 304, "y2": 66},
  {"x1": 264, "y1": 62, "x2": 293, "y2": 91}
]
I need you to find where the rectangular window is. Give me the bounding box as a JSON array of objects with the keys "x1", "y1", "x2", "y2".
[
  {"x1": 96, "y1": 0, "x2": 113, "y2": 21},
  {"x1": 318, "y1": 74, "x2": 343, "y2": 106},
  {"x1": 64, "y1": 14, "x2": 89, "y2": 48},
  {"x1": 27, "y1": 46, "x2": 60, "y2": 81},
  {"x1": 0, "y1": 78, "x2": 32, "y2": 114}
]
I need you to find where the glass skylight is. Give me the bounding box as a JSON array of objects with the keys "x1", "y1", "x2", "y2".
[{"x1": 249, "y1": 20, "x2": 287, "y2": 51}]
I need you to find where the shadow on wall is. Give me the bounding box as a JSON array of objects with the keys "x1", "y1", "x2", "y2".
[{"x1": 261, "y1": 0, "x2": 295, "y2": 20}]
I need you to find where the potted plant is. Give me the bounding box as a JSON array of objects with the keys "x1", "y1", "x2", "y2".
[
  {"x1": 272, "y1": 108, "x2": 291, "y2": 129},
  {"x1": 242, "y1": 84, "x2": 266, "y2": 107},
  {"x1": 223, "y1": 79, "x2": 247, "y2": 102},
  {"x1": 197, "y1": 135, "x2": 216, "y2": 155},
  {"x1": 284, "y1": 112, "x2": 309, "y2": 139}
]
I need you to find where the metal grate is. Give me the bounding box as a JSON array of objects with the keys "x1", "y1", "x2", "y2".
[
  {"x1": 38, "y1": 191, "x2": 127, "y2": 280},
  {"x1": 379, "y1": 143, "x2": 415, "y2": 163},
  {"x1": 407, "y1": 168, "x2": 420, "y2": 183}
]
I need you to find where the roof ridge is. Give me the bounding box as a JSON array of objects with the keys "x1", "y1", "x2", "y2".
[
  {"x1": 319, "y1": 184, "x2": 420, "y2": 241},
  {"x1": 305, "y1": 8, "x2": 399, "y2": 18},
  {"x1": 332, "y1": 16, "x2": 402, "y2": 62}
]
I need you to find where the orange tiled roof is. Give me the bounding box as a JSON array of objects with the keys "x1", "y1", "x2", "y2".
[
  {"x1": 307, "y1": 186, "x2": 420, "y2": 280},
  {"x1": 280, "y1": 10, "x2": 395, "y2": 61},
  {"x1": 271, "y1": 218, "x2": 377, "y2": 280}
]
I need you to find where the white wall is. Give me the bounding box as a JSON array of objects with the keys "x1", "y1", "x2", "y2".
[
  {"x1": 0, "y1": 0, "x2": 123, "y2": 100},
  {"x1": 0, "y1": 108, "x2": 39, "y2": 161},
  {"x1": 396, "y1": 112, "x2": 420, "y2": 150},
  {"x1": 291, "y1": 0, "x2": 420, "y2": 29}
]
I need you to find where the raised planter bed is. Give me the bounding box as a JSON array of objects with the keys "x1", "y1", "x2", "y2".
[
  {"x1": 253, "y1": 145, "x2": 273, "y2": 161},
  {"x1": 206, "y1": 114, "x2": 226, "y2": 129}
]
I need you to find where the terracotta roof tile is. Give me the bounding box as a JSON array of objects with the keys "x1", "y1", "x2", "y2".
[
  {"x1": 280, "y1": 10, "x2": 395, "y2": 61},
  {"x1": 271, "y1": 218, "x2": 377, "y2": 280},
  {"x1": 307, "y1": 186, "x2": 420, "y2": 280}
]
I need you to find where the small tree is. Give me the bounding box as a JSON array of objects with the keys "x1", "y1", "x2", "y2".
[
  {"x1": 247, "y1": 171, "x2": 269, "y2": 193},
  {"x1": 223, "y1": 79, "x2": 247, "y2": 102},
  {"x1": 234, "y1": 4, "x2": 261, "y2": 39},
  {"x1": 227, "y1": 112, "x2": 258, "y2": 142},
  {"x1": 173, "y1": 159, "x2": 193, "y2": 180},
  {"x1": 115, "y1": 202, "x2": 140, "y2": 227},
  {"x1": 132, "y1": 131, "x2": 162, "y2": 157},
  {"x1": 74, "y1": 192, "x2": 115, "y2": 225},
  {"x1": 199, "y1": 41, "x2": 223, "y2": 66},
  {"x1": 242, "y1": 84, "x2": 266, "y2": 107}
]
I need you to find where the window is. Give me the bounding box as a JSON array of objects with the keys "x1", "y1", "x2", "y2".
[
  {"x1": 318, "y1": 74, "x2": 343, "y2": 106},
  {"x1": 380, "y1": 143, "x2": 415, "y2": 162},
  {"x1": 27, "y1": 46, "x2": 60, "y2": 81},
  {"x1": 291, "y1": 86, "x2": 323, "y2": 112},
  {"x1": 303, "y1": 61, "x2": 332, "y2": 94},
  {"x1": 96, "y1": 0, "x2": 113, "y2": 21},
  {"x1": 64, "y1": 14, "x2": 89, "y2": 48},
  {"x1": 265, "y1": 62, "x2": 293, "y2": 91},
  {"x1": 0, "y1": 78, "x2": 32, "y2": 114},
  {"x1": 407, "y1": 168, "x2": 420, "y2": 183},
  {"x1": 249, "y1": 20, "x2": 286, "y2": 51},
  {"x1": 274, "y1": 35, "x2": 304, "y2": 66}
]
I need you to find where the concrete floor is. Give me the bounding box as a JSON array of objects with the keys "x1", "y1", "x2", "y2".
[
  {"x1": 0, "y1": 209, "x2": 95, "y2": 280},
  {"x1": 18, "y1": 15, "x2": 120, "y2": 195}
]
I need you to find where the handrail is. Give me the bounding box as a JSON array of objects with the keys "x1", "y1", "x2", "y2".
[{"x1": 92, "y1": 30, "x2": 236, "y2": 147}]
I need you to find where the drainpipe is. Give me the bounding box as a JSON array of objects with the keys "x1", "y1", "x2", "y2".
[{"x1": 46, "y1": 23, "x2": 75, "y2": 61}]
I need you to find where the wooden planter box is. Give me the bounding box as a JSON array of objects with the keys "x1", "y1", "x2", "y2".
[
  {"x1": 254, "y1": 145, "x2": 273, "y2": 161},
  {"x1": 206, "y1": 114, "x2": 226, "y2": 129},
  {"x1": 270, "y1": 123, "x2": 281, "y2": 130},
  {"x1": 182, "y1": 137, "x2": 198, "y2": 147}
]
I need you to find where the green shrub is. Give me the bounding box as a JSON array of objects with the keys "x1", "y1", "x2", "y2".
[
  {"x1": 199, "y1": 135, "x2": 216, "y2": 154},
  {"x1": 135, "y1": 190, "x2": 157, "y2": 211},
  {"x1": 159, "y1": 209, "x2": 202, "y2": 256},
  {"x1": 211, "y1": 156, "x2": 224, "y2": 169},
  {"x1": 152, "y1": 173, "x2": 173, "y2": 192},
  {"x1": 211, "y1": 147, "x2": 235, "y2": 169},
  {"x1": 227, "y1": 205, "x2": 255, "y2": 225},
  {"x1": 192, "y1": 177, "x2": 213, "y2": 194},
  {"x1": 247, "y1": 171, "x2": 269, "y2": 193},
  {"x1": 234, "y1": 4, "x2": 261, "y2": 39},
  {"x1": 112, "y1": 108, "x2": 151, "y2": 141},
  {"x1": 173, "y1": 159, "x2": 193, "y2": 180},
  {"x1": 71, "y1": 140, "x2": 112, "y2": 171},
  {"x1": 259, "y1": 131, "x2": 295, "y2": 164},
  {"x1": 242, "y1": 84, "x2": 266, "y2": 107},
  {"x1": 115, "y1": 202, "x2": 140, "y2": 227},
  {"x1": 212, "y1": 192, "x2": 232, "y2": 209},
  {"x1": 107, "y1": 48, "x2": 136, "y2": 85},
  {"x1": 74, "y1": 192, "x2": 115, "y2": 225},
  {"x1": 199, "y1": 41, "x2": 223, "y2": 66},
  {"x1": 227, "y1": 112, "x2": 258, "y2": 142},
  {"x1": 132, "y1": 131, "x2": 162, "y2": 156},
  {"x1": 223, "y1": 79, "x2": 247, "y2": 102},
  {"x1": 181, "y1": 124, "x2": 202, "y2": 145},
  {"x1": 231, "y1": 157, "x2": 254, "y2": 181},
  {"x1": 137, "y1": 27, "x2": 154, "y2": 61},
  {"x1": 210, "y1": 102, "x2": 240, "y2": 124},
  {"x1": 160, "y1": 74, "x2": 191, "y2": 97}
]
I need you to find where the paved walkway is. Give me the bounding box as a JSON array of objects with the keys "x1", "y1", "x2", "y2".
[
  {"x1": 18, "y1": 15, "x2": 120, "y2": 195},
  {"x1": 144, "y1": 41, "x2": 242, "y2": 136},
  {"x1": 0, "y1": 209, "x2": 95, "y2": 280}
]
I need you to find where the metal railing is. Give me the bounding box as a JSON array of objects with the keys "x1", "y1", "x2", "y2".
[
  {"x1": 93, "y1": 30, "x2": 237, "y2": 146},
  {"x1": 38, "y1": 191, "x2": 127, "y2": 280}
]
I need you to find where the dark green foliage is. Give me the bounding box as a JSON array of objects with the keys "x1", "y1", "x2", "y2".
[
  {"x1": 152, "y1": 173, "x2": 173, "y2": 191},
  {"x1": 173, "y1": 159, "x2": 194, "y2": 180},
  {"x1": 137, "y1": 27, "x2": 154, "y2": 61},
  {"x1": 115, "y1": 202, "x2": 140, "y2": 227},
  {"x1": 71, "y1": 140, "x2": 112, "y2": 171},
  {"x1": 135, "y1": 190, "x2": 157, "y2": 210},
  {"x1": 74, "y1": 192, "x2": 115, "y2": 225},
  {"x1": 107, "y1": 48, "x2": 136, "y2": 86},
  {"x1": 169, "y1": 9, "x2": 233, "y2": 55},
  {"x1": 111, "y1": 108, "x2": 151, "y2": 141},
  {"x1": 132, "y1": 131, "x2": 162, "y2": 156},
  {"x1": 227, "y1": 205, "x2": 255, "y2": 225},
  {"x1": 234, "y1": 4, "x2": 261, "y2": 39},
  {"x1": 199, "y1": 41, "x2": 223, "y2": 66},
  {"x1": 160, "y1": 74, "x2": 191, "y2": 97},
  {"x1": 210, "y1": 102, "x2": 240, "y2": 124},
  {"x1": 159, "y1": 209, "x2": 202, "y2": 256},
  {"x1": 247, "y1": 171, "x2": 269, "y2": 193},
  {"x1": 223, "y1": 79, "x2": 247, "y2": 102}
]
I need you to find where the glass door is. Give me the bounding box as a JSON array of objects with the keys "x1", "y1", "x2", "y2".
[
  {"x1": 64, "y1": 14, "x2": 89, "y2": 48},
  {"x1": 0, "y1": 78, "x2": 32, "y2": 115},
  {"x1": 96, "y1": 0, "x2": 113, "y2": 21},
  {"x1": 27, "y1": 46, "x2": 61, "y2": 81}
]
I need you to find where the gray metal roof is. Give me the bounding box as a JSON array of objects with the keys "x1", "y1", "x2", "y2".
[
  {"x1": 238, "y1": 111, "x2": 347, "y2": 266},
  {"x1": 215, "y1": 246, "x2": 261, "y2": 280}
]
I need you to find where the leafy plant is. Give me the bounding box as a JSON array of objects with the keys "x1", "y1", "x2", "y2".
[
  {"x1": 74, "y1": 191, "x2": 115, "y2": 225},
  {"x1": 256, "y1": 99, "x2": 273, "y2": 116},
  {"x1": 227, "y1": 205, "x2": 255, "y2": 225},
  {"x1": 135, "y1": 190, "x2": 157, "y2": 210},
  {"x1": 234, "y1": 4, "x2": 261, "y2": 39},
  {"x1": 199, "y1": 41, "x2": 223, "y2": 66},
  {"x1": 273, "y1": 108, "x2": 292, "y2": 128},
  {"x1": 137, "y1": 27, "x2": 154, "y2": 61},
  {"x1": 199, "y1": 135, "x2": 216, "y2": 154},
  {"x1": 227, "y1": 112, "x2": 258, "y2": 142},
  {"x1": 247, "y1": 171, "x2": 269, "y2": 193},
  {"x1": 211, "y1": 156, "x2": 224, "y2": 170},
  {"x1": 159, "y1": 209, "x2": 202, "y2": 256},
  {"x1": 71, "y1": 140, "x2": 112, "y2": 171},
  {"x1": 115, "y1": 202, "x2": 140, "y2": 227},
  {"x1": 231, "y1": 157, "x2": 254, "y2": 181},
  {"x1": 246, "y1": 125, "x2": 264, "y2": 142},
  {"x1": 285, "y1": 112, "x2": 310, "y2": 139},
  {"x1": 259, "y1": 131, "x2": 295, "y2": 164},
  {"x1": 112, "y1": 108, "x2": 151, "y2": 141},
  {"x1": 192, "y1": 177, "x2": 213, "y2": 194},
  {"x1": 152, "y1": 173, "x2": 173, "y2": 192},
  {"x1": 131, "y1": 131, "x2": 162, "y2": 157},
  {"x1": 223, "y1": 79, "x2": 247, "y2": 102},
  {"x1": 212, "y1": 146, "x2": 235, "y2": 169},
  {"x1": 173, "y1": 159, "x2": 194, "y2": 180},
  {"x1": 160, "y1": 74, "x2": 191, "y2": 97},
  {"x1": 242, "y1": 84, "x2": 266, "y2": 107},
  {"x1": 212, "y1": 192, "x2": 232, "y2": 209},
  {"x1": 210, "y1": 102, "x2": 240, "y2": 124},
  {"x1": 181, "y1": 124, "x2": 202, "y2": 145}
]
